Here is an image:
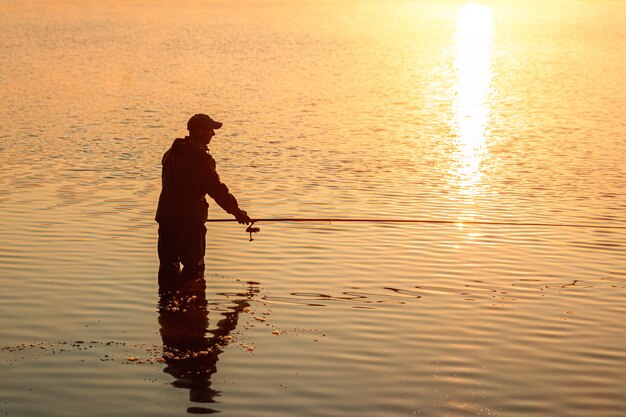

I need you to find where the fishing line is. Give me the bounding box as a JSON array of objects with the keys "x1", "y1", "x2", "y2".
[{"x1": 203, "y1": 218, "x2": 626, "y2": 240}]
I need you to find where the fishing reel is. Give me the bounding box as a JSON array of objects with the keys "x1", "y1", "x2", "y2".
[{"x1": 245, "y1": 222, "x2": 260, "y2": 241}]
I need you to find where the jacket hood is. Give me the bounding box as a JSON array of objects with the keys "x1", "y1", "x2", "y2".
[{"x1": 169, "y1": 137, "x2": 207, "y2": 155}]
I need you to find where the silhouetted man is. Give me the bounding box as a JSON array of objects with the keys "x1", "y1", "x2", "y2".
[{"x1": 156, "y1": 114, "x2": 251, "y2": 279}]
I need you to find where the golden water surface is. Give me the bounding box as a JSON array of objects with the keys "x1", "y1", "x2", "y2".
[{"x1": 1, "y1": 1, "x2": 625, "y2": 416}]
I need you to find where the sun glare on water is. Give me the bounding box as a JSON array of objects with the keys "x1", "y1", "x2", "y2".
[{"x1": 452, "y1": 3, "x2": 493, "y2": 194}]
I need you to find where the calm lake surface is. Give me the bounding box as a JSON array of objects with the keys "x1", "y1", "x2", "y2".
[{"x1": 1, "y1": 1, "x2": 625, "y2": 416}]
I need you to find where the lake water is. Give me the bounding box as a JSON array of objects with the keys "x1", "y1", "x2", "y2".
[{"x1": 1, "y1": 1, "x2": 625, "y2": 416}]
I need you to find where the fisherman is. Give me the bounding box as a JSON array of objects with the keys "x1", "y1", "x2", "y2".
[{"x1": 156, "y1": 114, "x2": 251, "y2": 279}]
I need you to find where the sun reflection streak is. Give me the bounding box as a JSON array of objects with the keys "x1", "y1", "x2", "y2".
[{"x1": 452, "y1": 3, "x2": 493, "y2": 195}]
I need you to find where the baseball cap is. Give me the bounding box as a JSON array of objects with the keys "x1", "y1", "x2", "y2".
[{"x1": 187, "y1": 113, "x2": 223, "y2": 131}]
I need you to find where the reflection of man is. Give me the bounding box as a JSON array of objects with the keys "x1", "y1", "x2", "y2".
[
  {"x1": 156, "y1": 114, "x2": 252, "y2": 279},
  {"x1": 158, "y1": 275, "x2": 256, "y2": 412}
]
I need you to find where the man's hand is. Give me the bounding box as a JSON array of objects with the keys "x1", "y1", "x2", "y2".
[{"x1": 235, "y1": 209, "x2": 252, "y2": 225}]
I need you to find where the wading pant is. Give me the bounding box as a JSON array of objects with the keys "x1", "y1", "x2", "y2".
[{"x1": 158, "y1": 222, "x2": 206, "y2": 272}]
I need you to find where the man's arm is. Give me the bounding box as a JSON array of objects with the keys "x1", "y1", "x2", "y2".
[{"x1": 201, "y1": 155, "x2": 251, "y2": 224}]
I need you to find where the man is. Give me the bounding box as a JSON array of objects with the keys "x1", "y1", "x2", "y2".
[{"x1": 156, "y1": 114, "x2": 251, "y2": 278}]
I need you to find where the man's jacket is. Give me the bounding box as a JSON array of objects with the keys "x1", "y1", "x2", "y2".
[{"x1": 155, "y1": 137, "x2": 239, "y2": 225}]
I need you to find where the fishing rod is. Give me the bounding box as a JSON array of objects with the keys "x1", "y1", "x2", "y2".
[{"x1": 204, "y1": 218, "x2": 626, "y2": 240}]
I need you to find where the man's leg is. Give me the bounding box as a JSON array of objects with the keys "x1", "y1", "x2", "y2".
[
  {"x1": 158, "y1": 223, "x2": 181, "y2": 288},
  {"x1": 178, "y1": 223, "x2": 206, "y2": 275}
]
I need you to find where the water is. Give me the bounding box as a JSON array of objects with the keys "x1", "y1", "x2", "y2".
[{"x1": 1, "y1": 1, "x2": 625, "y2": 416}]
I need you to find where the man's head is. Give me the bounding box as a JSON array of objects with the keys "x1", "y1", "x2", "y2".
[{"x1": 187, "y1": 114, "x2": 222, "y2": 145}]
